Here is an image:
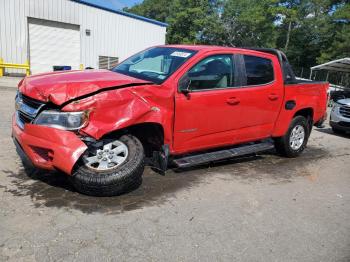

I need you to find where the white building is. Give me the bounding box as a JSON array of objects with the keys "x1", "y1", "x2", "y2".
[{"x1": 0, "y1": 0, "x2": 167, "y2": 75}]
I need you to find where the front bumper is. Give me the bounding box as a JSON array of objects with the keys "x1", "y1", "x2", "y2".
[
  {"x1": 12, "y1": 115, "x2": 88, "y2": 174},
  {"x1": 330, "y1": 105, "x2": 350, "y2": 132}
]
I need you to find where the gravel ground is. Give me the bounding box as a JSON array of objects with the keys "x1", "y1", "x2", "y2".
[{"x1": 0, "y1": 86, "x2": 349, "y2": 262}]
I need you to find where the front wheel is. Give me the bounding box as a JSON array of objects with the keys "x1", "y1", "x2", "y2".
[
  {"x1": 274, "y1": 116, "x2": 309, "y2": 158},
  {"x1": 71, "y1": 134, "x2": 145, "y2": 196}
]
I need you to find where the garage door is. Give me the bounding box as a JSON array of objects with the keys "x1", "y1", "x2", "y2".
[{"x1": 28, "y1": 18, "x2": 80, "y2": 74}]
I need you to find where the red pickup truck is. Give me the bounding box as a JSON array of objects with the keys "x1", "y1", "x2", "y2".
[{"x1": 13, "y1": 45, "x2": 328, "y2": 196}]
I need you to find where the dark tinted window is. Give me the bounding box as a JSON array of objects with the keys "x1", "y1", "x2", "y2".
[
  {"x1": 187, "y1": 55, "x2": 234, "y2": 90},
  {"x1": 244, "y1": 55, "x2": 274, "y2": 86}
]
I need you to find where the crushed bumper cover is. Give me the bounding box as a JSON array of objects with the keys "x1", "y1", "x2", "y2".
[{"x1": 12, "y1": 115, "x2": 88, "y2": 175}]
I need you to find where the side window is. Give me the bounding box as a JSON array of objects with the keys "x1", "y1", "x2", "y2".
[
  {"x1": 187, "y1": 55, "x2": 234, "y2": 90},
  {"x1": 243, "y1": 55, "x2": 274, "y2": 86}
]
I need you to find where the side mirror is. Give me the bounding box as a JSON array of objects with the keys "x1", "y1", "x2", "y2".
[{"x1": 178, "y1": 74, "x2": 191, "y2": 95}]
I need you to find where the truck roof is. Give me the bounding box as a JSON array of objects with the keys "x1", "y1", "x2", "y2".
[{"x1": 159, "y1": 44, "x2": 250, "y2": 52}]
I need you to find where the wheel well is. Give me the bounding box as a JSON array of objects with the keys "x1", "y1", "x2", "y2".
[
  {"x1": 294, "y1": 108, "x2": 314, "y2": 132},
  {"x1": 294, "y1": 108, "x2": 313, "y2": 121},
  {"x1": 103, "y1": 123, "x2": 164, "y2": 157}
]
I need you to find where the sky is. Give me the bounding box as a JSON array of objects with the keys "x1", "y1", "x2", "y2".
[{"x1": 84, "y1": 0, "x2": 143, "y2": 10}]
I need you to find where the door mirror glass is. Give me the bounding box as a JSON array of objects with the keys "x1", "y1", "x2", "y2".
[{"x1": 178, "y1": 74, "x2": 191, "y2": 94}]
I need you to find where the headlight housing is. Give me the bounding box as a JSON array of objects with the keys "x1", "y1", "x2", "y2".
[
  {"x1": 33, "y1": 111, "x2": 89, "y2": 130},
  {"x1": 332, "y1": 102, "x2": 341, "y2": 112}
]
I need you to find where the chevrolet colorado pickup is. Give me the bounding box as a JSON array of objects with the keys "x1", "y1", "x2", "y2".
[{"x1": 13, "y1": 45, "x2": 329, "y2": 196}]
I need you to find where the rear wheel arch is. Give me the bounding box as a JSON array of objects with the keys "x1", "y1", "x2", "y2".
[
  {"x1": 293, "y1": 107, "x2": 314, "y2": 133},
  {"x1": 294, "y1": 107, "x2": 313, "y2": 121}
]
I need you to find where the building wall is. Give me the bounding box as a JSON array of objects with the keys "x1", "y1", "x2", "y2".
[{"x1": 0, "y1": 0, "x2": 166, "y2": 74}]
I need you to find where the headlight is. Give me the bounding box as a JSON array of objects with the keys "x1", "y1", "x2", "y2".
[
  {"x1": 33, "y1": 111, "x2": 89, "y2": 130},
  {"x1": 332, "y1": 102, "x2": 340, "y2": 112}
]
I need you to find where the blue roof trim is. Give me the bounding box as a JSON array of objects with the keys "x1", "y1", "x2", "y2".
[{"x1": 71, "y1": 0, "x2": 168, "y2": 27}]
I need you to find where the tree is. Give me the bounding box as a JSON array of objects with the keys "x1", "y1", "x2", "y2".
[
  {"x1": 317, "y1": 2, "x2": 350, "y2": 63},
  {"x1": 124, "y1": 0, "x2": 171, "y2": 23},
  {"x1": 125, "y1": 0, "x2": 349, "y2": 74},
  {"x1": 125, "y1": 0, "x2": 219, "y2": 44},
  {"x1": 275, "y1": 0, "x2": 347, "y2": 73},
  {"x1": 216, "y1": 0, "x2": 278, "y2": 47},
  {"x1": 166, "y1": 0, "x2": 220, "y2": 44},
  {"x1": 274, "y1": 0, "x2": 300, "y2": 51}
]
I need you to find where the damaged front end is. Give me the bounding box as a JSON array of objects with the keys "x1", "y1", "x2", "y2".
[
  {"x1": 13, "y1": 92, "x2": 88, "y2": 174},
  {"x1": 13, "y1": 72, "x2": 171, "y2": 175}
]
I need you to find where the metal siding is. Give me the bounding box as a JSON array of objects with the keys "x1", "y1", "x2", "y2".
[
  {"x1": 0, "y1": 1, "x2": 6, "y2": 61},
  {"x1": 1, "y1": 0, "x2": 166, "y2": 74}
]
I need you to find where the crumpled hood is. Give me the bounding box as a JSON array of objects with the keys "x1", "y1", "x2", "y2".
[
  {"x1": 19, "y1": 69, "x2": 150, "y2": 105},
  {"x1": 337, "y1": 98, "x2": 350, "y2": 106}
]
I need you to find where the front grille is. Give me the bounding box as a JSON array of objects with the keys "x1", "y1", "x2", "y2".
[
  {"x1": 18, "y1": 112, "x2": 32, "y2": 123},
  {"x1": 21, "y1": 93, "x2": 45, "y2": 109},
  {"x1": 339, "y1": 106, "x2": 350, "y2": 118},
  {"x1": 16, "y1": 93, "x2": 46, "y2": 129}
]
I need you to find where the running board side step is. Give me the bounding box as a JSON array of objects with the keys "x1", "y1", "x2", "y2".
[{"x1": 173, "y1": 140, "x2": 274, "y2": 168}]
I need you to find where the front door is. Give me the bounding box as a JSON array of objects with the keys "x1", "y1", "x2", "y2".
[{"x1": 173, "y1": 54, "x2": 243, "y2": 153}]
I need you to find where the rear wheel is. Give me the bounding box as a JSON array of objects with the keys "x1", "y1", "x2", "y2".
[
  {"x1": 71, "y1": 134, "x2": 145, "y2": 196},
  {"x1": 274, "y1": 116, "x2": 309, "y2": 158}
]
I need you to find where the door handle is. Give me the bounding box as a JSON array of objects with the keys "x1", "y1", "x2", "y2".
[
  {"x1": 268, "y1": 94, "x2": 279, "y2": 101},
  {"x1": 226, "y1": 97, "x2": 240, "y2": 105}
]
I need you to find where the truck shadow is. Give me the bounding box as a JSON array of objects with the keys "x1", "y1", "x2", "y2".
[
  {"x1": 1, "y1": 146, "x2": 329, "y2": 214},
  {"x1": 315, "y1": 127, "x2": 350, "y2": 138}
]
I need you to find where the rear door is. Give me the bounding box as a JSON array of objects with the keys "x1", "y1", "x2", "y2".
[{"x1": 231, "y1": 53, "x2": 284, "y2": 140}]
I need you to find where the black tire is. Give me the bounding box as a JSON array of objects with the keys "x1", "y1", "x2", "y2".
[
  {"x1": 71, "y1": 134, "x2": 145, "y2": 197},
  {"x1": 274, "y1": 116, "x2": 309, "y2": 158}
]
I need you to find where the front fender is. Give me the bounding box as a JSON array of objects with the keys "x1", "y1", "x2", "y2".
[{"x1": 62, "y1": 87, "x2": 174, "y2": 145}]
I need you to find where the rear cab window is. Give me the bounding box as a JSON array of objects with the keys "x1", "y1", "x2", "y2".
[{"x1": 243, "y1": 55, "x2": 274, "y2": 86}]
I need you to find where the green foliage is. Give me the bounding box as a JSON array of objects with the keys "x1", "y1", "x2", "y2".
[
  {"x1": 125, "y1": 0, "x2": 350, "y2": 72},
  {"x1": 218, "y1": 0, "x2": 279, "y2": 47},
  {"x1": 317, "y1": 2, "x2": 350, "y2": 63},
  {"x1": 124, "y1": 0, "x2": 171, "y2": 22},
  {"x1": 166, "y1": 0, "x2": 218, "y2": 44}
]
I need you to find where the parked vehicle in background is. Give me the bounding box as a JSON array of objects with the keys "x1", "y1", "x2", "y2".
[
  {"x1": 12, "y1": 45, "x2": 329, "y2": 196},
  {"x1": 330, "y1": 98, "x2": 350, "y2": 134}
]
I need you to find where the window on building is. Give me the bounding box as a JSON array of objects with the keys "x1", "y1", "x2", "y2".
[{"x1": 243, "y1": 55, "x2": 274, "y2": 86}]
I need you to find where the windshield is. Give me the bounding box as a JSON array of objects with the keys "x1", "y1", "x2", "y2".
[{"x1": 112, "y1": 47, "x2": 197, "y2": 84}]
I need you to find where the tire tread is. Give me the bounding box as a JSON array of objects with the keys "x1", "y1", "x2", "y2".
[{"x1": 71, "y1": 134, "x2": 145, "y2": 197}]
